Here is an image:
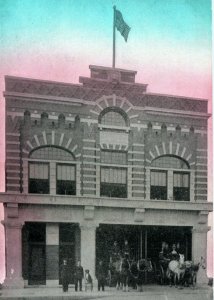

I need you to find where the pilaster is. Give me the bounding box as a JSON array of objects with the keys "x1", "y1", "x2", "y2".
[
  {"x1": 2, "y1": 220, "x2": 24, "y2": 288},
  {"x1": 46, "y1": 223, "x2": 59, "y2": 286},
  {"x1": 80, "y1": 222, "x2": 98, "y2": 280},
  {"x1": 192, "y1": 224, "x2": 210, "y2": 284}
]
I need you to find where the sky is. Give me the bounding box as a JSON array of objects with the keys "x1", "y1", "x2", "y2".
[{"x1": 0, "y1": 0, "x2": 212, "y2": 283}]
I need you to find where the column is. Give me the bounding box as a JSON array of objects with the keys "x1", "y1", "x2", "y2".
[
  {"x1": 50, "y1": 161, "x2": 56, "y2": 195},
  {"x1": 145, "y1": 168, "x2": 150, "y2": 200},
  {"x1": 80, "y1": 223, "x2": 97, "y2": 280},
  {"x1": 127, "y1": 166, "x2": 132, "y2": 199},
  {"x1": 3, "y1": 220, "x2": 24, "y2": 288},
  {"x1": 167, "y1": 170, "x2": 173, "y2": 200},
  {"x1": 46, "y1": 223, "x2": 59, "y2": 286},
  {"x1": 192, "y1": 226, "x2": 209, "y2": 284},
  {"x1": 76, "y1": 162, "x2": 81, "y2": 196}
]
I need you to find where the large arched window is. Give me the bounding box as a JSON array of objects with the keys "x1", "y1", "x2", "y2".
[
  {"x1": 28, "y1": 146, "x2": 76, "y2": 195},
  {"x1": 101, "y1": 111, "x2": 126, "y2": 127},
  {"x1": 150, "y1": 155, "x2": 190, "y2": 201}
]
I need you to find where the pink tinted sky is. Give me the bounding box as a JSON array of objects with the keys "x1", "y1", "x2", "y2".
[{"x1": 0, "y1": 0, "x2": 213, "y2": 283}]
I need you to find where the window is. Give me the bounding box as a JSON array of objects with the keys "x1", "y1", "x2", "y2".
[
  {"x1": 100, "y1": 167, "x2": 127, "y2": 198},
  {"x1": 150, "y1": 171, "x2": 167, "y2": 200},
  {"x1": 28, "y1": 146, "x2": 76, "y2": 195},
  {"x1": 173, "y1": 172, "x2": 190, "y2": 201},
  {"x1": 150, "y1": 155, "x2": 190, "y2": 201},
  {"x1": 101, "y1": 111, "x2": 126, "y2": 127},
  {"x1": 101, "y1": 150, "x2": 127, "y2": 165},
  {"x1": 56, "y1": 164, "x2": 76, "y2": 195},
  {"x1": 29, "y1": 163, "x2": 49, "y2": 194}
]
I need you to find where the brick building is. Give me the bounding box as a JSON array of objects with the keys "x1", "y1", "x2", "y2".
[{"x1": 0, "y1": 65, "x2": 212, "y2": 287}]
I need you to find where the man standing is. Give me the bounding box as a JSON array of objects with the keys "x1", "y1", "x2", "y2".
[
  {"x1": 74, "y1": 260, "x2": 84, "y2": 291},
  {"x1": 110, "y1": 241, "x2": 121, "y2": 261},
  {"x1": 96, "y1": 260, "x2": 106, "y2": 291},
  {"x1": 60, "y1": 259, "x2": 69, "y2": 292}
]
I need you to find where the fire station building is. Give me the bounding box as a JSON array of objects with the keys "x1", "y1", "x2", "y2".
[{"x1": 0, "y1": 65, "x2": 212, "y2": 287}]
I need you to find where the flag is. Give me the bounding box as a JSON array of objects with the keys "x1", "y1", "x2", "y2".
[{"x1": 115, "y1": 9, "x2": 131, "y2": 42}]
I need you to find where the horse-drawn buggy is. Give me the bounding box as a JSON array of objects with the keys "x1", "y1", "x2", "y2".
[{"x1": 155, "y1": 254, "x2": 206, "y2": 288}]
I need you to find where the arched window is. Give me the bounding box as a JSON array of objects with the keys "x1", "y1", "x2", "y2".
[
  {"x1": 151, "y1": 155, "x2": 189, "y2": 169},
  {"x1": 150, "y1": 155, "x2": 190, "y2": 201},
  {"x1": 28, "y1": 146, "x2": 76, "y2": 195},
  {"x1": 100, "y1": 110, "x2": 127, "y2": 127}
]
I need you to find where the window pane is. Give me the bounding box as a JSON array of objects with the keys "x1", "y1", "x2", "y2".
[
  {"x1": 173, "y1": 172, "x2": 190, "y2": 201},
  {"x1": 174, "y1": 173, "x2": 189, "y2": 187},
  {"x1": 57, "y1": 165, "x2": 75, "y2": 180},
  {"x1": 101, "y1": 168, "x2": 126, "y2": 184},
  {"x1": 151, "y1": 171, "x2": 166, "y2": 186},
  {"x1": 101, "y1": 111, "x2": 126, "y2": 126},
  {"x1": 29, "y1": 163, "x2": 49, "y2": 179}
]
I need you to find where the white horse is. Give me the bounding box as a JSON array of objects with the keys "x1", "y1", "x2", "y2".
[{"x1": 167, "y1": 254, "x2": 185, "y2": 288}]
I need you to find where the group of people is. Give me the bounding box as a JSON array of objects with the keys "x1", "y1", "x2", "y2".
[
  {"x1": 159, "y1": 242, "x2": 184, "y2": 265},
  {"x1": 60, "y1": 259, "x2": 106, "y2": 293},
  {"x1": 109, "y1": 240, "x2": 152, "y2": 292},
  {"x1": 158, "y1": 241, "x2": 194, "y2": 287}
]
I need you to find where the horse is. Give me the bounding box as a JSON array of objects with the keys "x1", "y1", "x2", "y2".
[
  {"x1": 182, "y1": 256, "x2": 206, "y2": 288},
  {"x1": 120, "y1": 256, "x2": 130, "y2": 292},
  {"x1": 108, "y1": 256, "x2": 122, "y2": 289},
  {"x1": 135, "y1": 259, "x2": 153, "y2": 292},
  {"x1": 167, "y1": 254, "x2": 185, "y2": 288}
]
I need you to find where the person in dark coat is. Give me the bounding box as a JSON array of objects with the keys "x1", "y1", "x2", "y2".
[
  {"x1": 121, "y1": 255, "x2": 130, "y2": 292},
  {"x1": 96, "y1": 260, "x2": 106, "y2": 291},
  {"x1": 110, "y1": 241, "x2": 121, "y2": 262},
  {"x1": 169, "y1": 244, "x2": 180, "y2": 261},
  {"x1": 122, "y1": 240, "x2": 130, "y2": 259},
  {"x1": 74, "y1": 260, "x2": 84, "y2": 291},
  {"x1": 60, "y1": 259, "x2": 69, "y2": 292},
  {"x1": 130, "y1": 259, "x2": 138, "y2": 289}
]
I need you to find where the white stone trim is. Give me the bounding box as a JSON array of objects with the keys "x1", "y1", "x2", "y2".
[
  {"x1": 65, "y1": 137, "x2": 72, "y2": 149},
  {"x1": 27, "y1": 141, "x2": 33, "y2": 149},
  {"x1": 71, "y1": 144, "x2": 78, "y2": 152},
  {"x1": 83, "y1": 147, "x2": 99, "y2": 151},
  {"x1": 59, "y1": 133, "x2": 64, "y2": 146},
  {"x1": 6, "y1": 150, "x2": 20, "y2": 153},
  {"x1": 133, "y1": 143, "x2": 145, "y2": 147},
  {"x1": 6, "y1": 141, "x2": 20, "y2": 145},
  {"x1": 51, "y1": 130, "x2": 55, "y2": 145},
  {"x1": 83, "y1": 139, "x2": 95, "y2": 143},
  {"x1": 42, "y1": 131, "x2": 47, "y2": 145},
  {"x1": 34, "y1": 134, "x2": 40, "y2": 147},
  {"x1": 162, "y1": 142, "x2": 166, "y2": 154},
  {"x1": 128, "y1": 158, "x2": 144, "y2": 162},
  {"x1": 6, "y1": 133, "x2": 20, "y2": 136},
  {"x1": 155, "y1": 145, "x2": 160, "y2": 156},
  {"x1": 128, "y1": 150, "x2": 144, "y2": 154},
  {"x1": 181, "y1": 147, "x2": 186, "y2": 157}
]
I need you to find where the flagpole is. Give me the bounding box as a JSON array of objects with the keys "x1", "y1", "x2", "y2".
[{"x1": 112, "y1": 5, "x2": 116, "y2": 68}]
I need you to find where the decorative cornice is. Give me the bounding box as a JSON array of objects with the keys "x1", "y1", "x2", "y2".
[{"x1": 4, "y1": 76, "x2": 209, "y2": 114}]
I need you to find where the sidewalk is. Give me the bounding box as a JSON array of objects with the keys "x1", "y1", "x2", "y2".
[{"x1": 0, "y1": 285, "x2": 212, "y2": 300}]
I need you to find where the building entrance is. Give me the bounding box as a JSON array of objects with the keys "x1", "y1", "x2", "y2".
[
  {"x1": 22, "y1": 223, "x2": 46, "y2": 285},
  {"x1": 59, "y1": 223, "x2": 79, "y2": 284},
  {"x1": 96, "y1": 224, "x2": 192, "y2": 283}
]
